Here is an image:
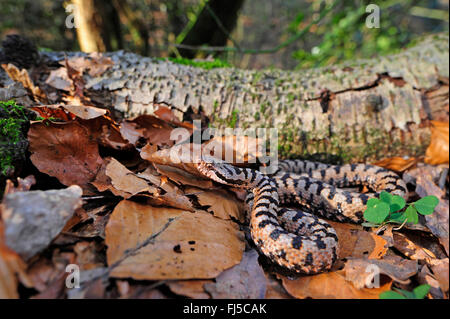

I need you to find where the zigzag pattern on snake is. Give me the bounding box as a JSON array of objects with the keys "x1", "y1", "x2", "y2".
[{"x1": 196, "y1": 158, "x2": 407, "y2": 274}]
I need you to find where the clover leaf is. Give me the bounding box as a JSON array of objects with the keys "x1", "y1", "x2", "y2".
[{"x1": 414, "y1": 195, "x2": 439, "y2": 215}]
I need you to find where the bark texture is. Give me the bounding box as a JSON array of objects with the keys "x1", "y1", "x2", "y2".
[{"x1": 11, "y1": 33, "x2": 450, "y2": 162}]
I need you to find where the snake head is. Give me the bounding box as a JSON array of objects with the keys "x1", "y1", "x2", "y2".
[{"x1": 196, "y1": 156, "x2": 249, "y2": 187}]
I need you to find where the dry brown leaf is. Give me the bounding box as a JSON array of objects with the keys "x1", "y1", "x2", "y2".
[
  {"x1": 343, "y1": 255, "x2": 418, "y2": 288},
  {"x1": 428, "y1": 258, "x2": 449, "y2": 293},
  {"x1": 185, "y1": 186, "x2": 244, "y2": 222},
  {"x1": 1, "y1": 63, "x2": 46, "y2": 101},
  {"x1": 264, "y1": 275, "x2": 293, "y2": 299},
  {"x1": 202, "y1": 135, "x2": 265, "y2": 165},
  {"x1": 3, "y1": 175, "x2": 35, "y2": 196},
  {"x1": 28, "y1": 121, "x2": 103, "y2": 189},
  {"x1": 166, "y1": 280, "x2": 213, "y2": 299},
  {"x1": 393, "y1": 232, "x2": 435, "y2": 260},
  {"x1": 90, "y1": 159, "x2": 132, "y2": 197},
  {"x1": 106, "y1": 200, "x2": 245, "y2": 280},
  {"x1": 373, "y1": 157, "x2": 418, "y2": 173},
  {"x1": 328, "y1": 221, "x2": 388, "y2": 260},
  {"x1": 280, "y1": 270, "x2": 392, "y2": 299},
  {"x1": 203, "y1": 249, "x2": 267, "y2": 299},
  {"x1": 105, "y1": 157, "x2": 153, "y2": 197},
  {"x1": 154, "y1": 164, "x2": 214, "y2": 189},
  {"x1": 80, "y1": 116, "x2": 131, "y2": 151},
  {"x1": 412, "y1": 168, "x2": 449, "y2": 255},
  {"x1": 425, "y1": 121, "x2": 449, "y2": 165},
  {"x1": 0, "y1": 244, "x2": 31, "y2": 298},
  {"x1": 60, "y1": 104, "x2": 107, "y2": 120},
  {"x1": 134, "y1": 167, "x2": 196, "y2": 211},
  {"x1": 142, "y1": 143, "x2": 203, "y2": 177},
  {"x1": 73, "y1": 241, "x2": 105, "y2": 270},
  {"x1": 418, "y1": 265, "x2": 447, "y2": 299},
  {"x1": 153, "y1": 104, "x2": 193, "y2": 129},
  {"x1": 120, "y1": 115, "x2": 178, "y2": 147},
  {"x1": 45, "y1": 67, "x2": 72, "y2": 91},
  {"x1": 30, "y1": 105, "x2": 76, "y2": 121}
]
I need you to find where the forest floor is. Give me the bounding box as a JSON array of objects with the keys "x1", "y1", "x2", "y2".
[{"x1": 0, "y1": 53, "x2": 448, "y2": 300}]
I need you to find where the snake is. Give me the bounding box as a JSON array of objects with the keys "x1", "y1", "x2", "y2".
[{"x1": 196, "y1": 158, "x2": 407, "y2": 274}]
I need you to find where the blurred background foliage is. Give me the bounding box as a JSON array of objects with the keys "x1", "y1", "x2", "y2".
[{"x1": 0, "y1": 0, "x2": 448, "y2": 70}]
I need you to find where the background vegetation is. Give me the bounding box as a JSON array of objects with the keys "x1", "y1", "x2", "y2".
[{"x1": 0, "y1": 0, "x2": 448, "y2": 70}]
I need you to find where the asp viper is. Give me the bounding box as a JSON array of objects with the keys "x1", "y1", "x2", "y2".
[{"x1": 196, "y1": 158, "x2": 407, "y2": 274}]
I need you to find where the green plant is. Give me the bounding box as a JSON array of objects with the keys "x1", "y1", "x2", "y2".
[
  {"x1": 379, "y1": 284, "x2": 431, "y2": 299},
  {"x1": 0, "y1": 100, "x2": 34, "y2": 176},
  {"x1": 362, "y1": 191, "x2": 439, "y2": 227},
  {"x1": 162, "y1": 57, "x2": 231, "y2": 69}
]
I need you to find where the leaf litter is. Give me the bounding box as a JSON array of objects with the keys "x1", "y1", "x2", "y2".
[{"x1": 0, "y1": 54, "x2": 448, "y2": 299}]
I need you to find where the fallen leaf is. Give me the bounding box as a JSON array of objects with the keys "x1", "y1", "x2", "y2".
[
  {"x1": 328, "y1": 221, "x2": 388, "y2": 260},
  {"x1": 105, "y1": 157, "x2": 153, "y2": 197},
  {"x1": 28, "y1": 121, "x2": 103, "y2": 189},
  {"x1": 153, "y1": 104, "x2": 193, "y2": 129},
  {"x1": 105, "y1": 200, "x2": 245, "y2": 280},
  {"x1": 73, "y1": 241, "x2": 106, "y2": 270},
  {"x1": 264, "y1": 275, "x2": 293, "y2": 299},
  {"x1": 116, "y1": 280, "x2": 168, "y2": 299},
  {"x1": 167, "y1": 280, "x2": 213, "y2": 299},
  {"x1": 203, "y1": 249, "x2": 267, "y2": 299},
  {"x1": 120, "y1": 115, "x2": 179, "y2": 147},
  {"x1": 142, "y1": 143, "x2": 203, "y2": 177},
  {"x1": 3, "y1": 175, "x2": 35, "y2": 195},
  {"x1": 154, "y1": 164, "x2": 214, "y2": 189},
  {"x1": 30, "y1": 105, "x2": 76, "y2": 121},
  {"x1": 45, "y1": 67, "x2": 72, "y2": 91},
  {"x1": 343, "y1": 255, "x2": 418, "y2": 289},
  {"x1": 66, "y1": 267, "x2": 109, "y2": 299},
  {"x1": 425, "y1": 121, "x2": 449, "y2": 165},
  {"x1": 1, "y1": 63, "x2": 46, "y2": 101},
  {"x1": 418, "y1": 265, "x2": 446, "y2": 299},
  {"x1": 184, "y1": 186, "x2": 244, "y2": 222},
  {"x1": 60, "y1": 104, "x2": 107, "y2": 120},
  {"x1": 392, "y1": 232, "x2": 436, "y2": 260},
  {"x1": 280, "y1": 270, "x2": 392, "y2": 299},
  {"x1": 373, "y1": 157, "x2": 418, "y2": 173},
  {"x1": 428, "y1": 258, "x2": 449, "y2": 293},
  {"x1": 202, "y1": 135, "x2": 264, "y2": 165},
  {"x1": 0, "y1": 245, "x2": 30, "y2": 298},
  {"x1": 81, "y1": 116, "x2": 131, "y2": 150},
  {"x1": 412, "y1": 168, "x2": 449, "y2": 255}
]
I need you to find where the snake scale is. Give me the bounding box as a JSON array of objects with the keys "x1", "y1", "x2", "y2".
[{"x1": 196, "y1": 158, "x2": 408, "y2": 274}]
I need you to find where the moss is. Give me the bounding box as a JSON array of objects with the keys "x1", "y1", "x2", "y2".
[
  {"x1": 228, "y1": 110, "x2": 239, "y2": 128},
  {"x1": 163, "y1": 57, "x2": 231, "y2": 69},
  {"x1": 0, "y1": 100, "x2": 34, "y2": 176}
]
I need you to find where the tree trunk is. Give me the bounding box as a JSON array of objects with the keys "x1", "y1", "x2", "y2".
[
  {"x1": 73, "y1": 0, "x2": 122, "y2": 52},
  {"x1": 177, "y1": 0, "x2": 245, "y2": 58},
  {"x1": 26, "y1": 33, "x2": 450, "y2": 162}
]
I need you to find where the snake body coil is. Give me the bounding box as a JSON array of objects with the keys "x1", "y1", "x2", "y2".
[{"x1": 196, "y1": 159, "x2": 407, "y2": 274}]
